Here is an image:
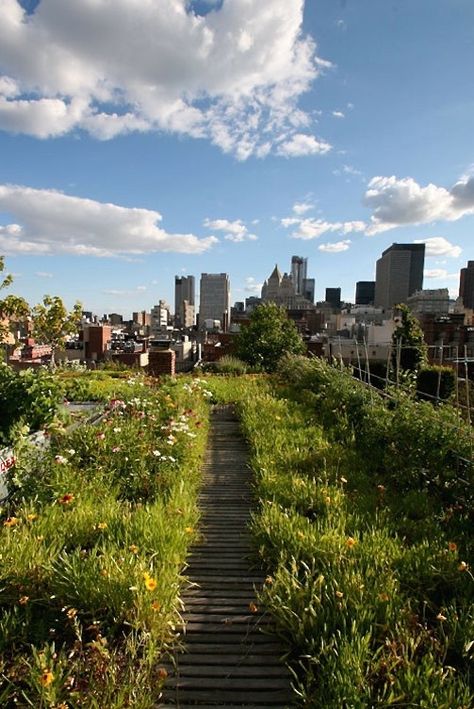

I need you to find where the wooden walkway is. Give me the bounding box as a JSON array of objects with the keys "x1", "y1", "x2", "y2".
[{"x1": 159, "y1": 405, "x2": 293, "y2": 707}]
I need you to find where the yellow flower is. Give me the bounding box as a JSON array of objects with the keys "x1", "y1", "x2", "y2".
[
  {"x1": 346, "y1": 537, "x2": 357, "y2": 548},
  {"x1": 151, "y1": 600, "x2": 161, "y2": 612},
  {"x1": 143, "y1": 573, "x2": 157, "y2": 592},
  {"x1": 3, "y1": 517, "x2": 20, "y2": 527},
  {"x1": 40, "y1": 669, "x2": 54, "y2": 687},
  {"x1": 66, "y1": 608, "x2": 77, "y2": 619},
  {"x1": 335, "y1": 590, "x2": 344, "y2": 598},
  {"x1": 185, "y1": 526, "x2": 194, "y2": 534},
  {"x1": 325, "y1": 496, "x2": 331, "y2": 505},
  {"x1": 448, "y1": 542, "x2": 457, "y2": 552},
  {"x1": 458, "y1": 561, "x2": 468, "y2": 572},
  {"x1": 97, "y1": 522, "x2": 108, "y2": 530},
  {"x1": 27, "y1": 513, "x2": 38, "y2": 522},
  {"x1": 129, "y1": 544, "x2": 139, "y2": 554},
  {"x1": 19, "y1": 595, "x2": 29, "y2": 605}
]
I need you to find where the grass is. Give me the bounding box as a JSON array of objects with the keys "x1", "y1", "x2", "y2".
[
  {"x1": 0, "y1": 374, "x2": 212, "y2": 707},
  {"x1": 208, "y1": 372, "x2": 474, "y2": 708}
]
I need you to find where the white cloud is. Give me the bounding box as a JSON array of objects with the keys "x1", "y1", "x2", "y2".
[
  {"x1": 0, "y1": 0, "x2": 331, "y2": 159},
  {"x1": 292, "y1": 201, "x2": 314, "y2": 215},
  {"x1": 281, "y1": 216, "x2": 365, "y2": 240},
  {"x1": 332, "y1": 110, "x2": 345, "y2": 118},
  {"x1": 318, "y1": 239, "x2": 351, "y2": 253},
  {"x1": 414, "y1": 237, "x2": 462, "y2": 259},
  {"x1": 424, "y1": 269, "x2": 459, "y2": 280},
  {"x1": 35, "y1": 271, "x2": 53, "y2": 278},
  {"x1": 244, "y1": 277, "x2": 263, "y2": 293},
  {"x1": 0, "y1": 184, "x2": 217, "y2": 256},
  {"x1": 364, "y1": 175, "x2": 474, "y2": 234},
  {"x1": 203, "y1": 217, "x2": 257, "y2": 242},
  {"x1": 277, "y1": 133, "x2": 331, "y2": 158}
]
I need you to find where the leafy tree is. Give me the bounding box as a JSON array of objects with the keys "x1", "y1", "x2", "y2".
[
  {"x1": 235, "y1": 302, "x2": 305, "y2": 372},
  {"x1": 32, "y1": 295, "x2": 83, "y2": 367},
  {"x1": 0, "y1": 256, "x2": 29, "y2": 347},
  {"x1": 391, "y1": 303, "x2": 427, "y2": 375}
]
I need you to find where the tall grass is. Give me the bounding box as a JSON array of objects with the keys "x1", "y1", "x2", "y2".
[{"x1": 209, "y1": 373, "x2": 474, "y2": 708}]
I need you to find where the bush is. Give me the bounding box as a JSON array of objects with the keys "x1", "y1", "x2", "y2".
[
  {"x1": 417, "y1": 365, "x2": 456, "y2": 403},
  {"x1": 213, "y1": 355, "x2": 248, "y2": 375}
]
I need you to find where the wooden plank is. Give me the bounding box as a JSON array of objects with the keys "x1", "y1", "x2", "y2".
[
  {"x1": 170, "y1": 665, "x2": 290, "y2": 678},
  {"x1": 159, "y1": 688, "x2": 293, "y2": 703}
]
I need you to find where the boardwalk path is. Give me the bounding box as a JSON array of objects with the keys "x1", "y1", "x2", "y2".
[{"x1": 160, "y1": 405, "x2": 293, "y2": 707}]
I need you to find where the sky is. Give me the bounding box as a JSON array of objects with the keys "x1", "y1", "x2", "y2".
[{"x1": 0, "y1": 0, "x2": 472, "y2": 316}]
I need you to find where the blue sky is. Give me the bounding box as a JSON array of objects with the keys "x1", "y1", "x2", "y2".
[{"x1": 0, "y1": 0, "x2": 472, "y2": 316}]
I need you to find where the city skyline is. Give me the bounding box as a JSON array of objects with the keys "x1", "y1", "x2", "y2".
[{"x1": 0, "y1": 1, "x2": 472, "y2": 315}]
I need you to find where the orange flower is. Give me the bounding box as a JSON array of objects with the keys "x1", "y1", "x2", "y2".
[
  {"x1": 66, "y1": 608, "x2": 78, "y2": 619},
  {"x1": 58, "y1": 493, "x2": 74, "y2": 505},
  {"x1": 265, "y1": 575, "x2": 273, "y2": 585},
  {"x1": 3, "y1": 517, "x2": 19, "y2": 527},
  {"x1": 40, "y1": 669, "x2": 54, "y2": 687},
  {"x1": 448, "y1": 542, "x2": 457, "y2": 552},
  {"x1": 346, "y1": 537, "x2": 357, "y2": 548},
  {"x1": 249, "y1": 602, "x2": 258, "y2": 614},
  {"x1": 157, "y1": 667, "x2": 168, "y2": 681},
  {"x1": 378, "y1": 592, "x2": 389, "y2": 602},
  {"x1": 19, "y1": 595, "x2": 29, "y2": 605},
  {"x1": 151, "y1": 601, "x2": 161, "y2": 612},
  {"x1": 129, "y1": 544, "x2": 139, "y2": 554}
]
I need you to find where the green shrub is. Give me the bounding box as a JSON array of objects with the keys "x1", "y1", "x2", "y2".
[
  {"x1": 417, "y1": 365, "x2": 456, "y2": 403},
  {"x1": 213, "y1": 355, "x2": 248, "y2": 375}
]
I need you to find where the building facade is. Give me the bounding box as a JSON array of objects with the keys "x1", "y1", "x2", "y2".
[
  {"x1": 374, "y1": 243, "x2": 425, "y2": 310},
  {"x1": 355, "y1": 281, "x2": 375, "y2": 305},
  {"x1": 175, "y1": 275, "x2": 195, "y2": 328},
  {"x1": 199, "y1": 273, "x2": 231, "y2": 329},
  {"x1": 459, "y1": 260, "x2": 474, "y2": 309}
]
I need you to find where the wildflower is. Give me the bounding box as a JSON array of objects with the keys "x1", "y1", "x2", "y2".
[
  {"x1": 97, "y1": 522, "x2": 108, "y2": 530},
  {"x1": 27, "y1": 513, "x2": 38, "y2": 522},
  {"x1": 436, "y1": 613, "x2": 447, "y2": 622},
  {"x1": 185, "y1": 527, "x2": 194, "y2": 534},
  {"x1": 19, "y1": 595, "x2": 29, "y2": 605},
  {"x1": 335, "y1": 590, "x2": 344, "y2": 598},
  {"x1": 67, "y1": 449, "x2": 76, "y2": 456},
  {"x1": 96, "y1": 432, "x2": 106, "y2": 440},
  {"x1": 112, "y1": 446, "x2": 121, "y2": 453},
  {"x1": 340, "y1": 476, "x2": 348, "y2": 484},
  {"x1": 297, "y1": 531, "x2": 305, "y2": 539},
  {"x1": 265, "y1": 576, "x2": 273, "y2": 585},
  {"x1": 40, "y1": 669, "x2": 54, "y2": 687},
  {"x1": 54, "y1": 455, "x2": 68, "y2": 465},
  {"x1": 448, "y1": 542, "x2": 457, "y2": 552},
  {"x1": 152, "y1": 450, "x2": 161, "y2": 457},
  {"x1": 66, "y1": 608, "x2": 78, "y2": 619},
  {"x1": 151, "y1": 601, "x2": 161, "y2": 612},
  {"x1": 249, "y1": 602, "x2": 258, "y2": 614},
  {"x1": 378, "y1": 592, "x2": 390, "y2": 602},
  {"x1": 36, "y1": 535, "x2": 45, "y2": 541},
  {"x1": 458, "y1": 561, "x2": 468, "y2": 572},
  {"x1": 143, "y1": 573, "x2": 157, "y2": 592},
  {"x1": 129, "y1": 544, "x2": 139, "y2": 554},
  {"x1": 346, "y1": 537, "x2": 357, "y2": 548},
  {"x1": 113, "y1": 427, "x2": 121, "y2": 433},
  {"x1": 3, "y1": 517, "x2": 20, "y2": 527},
  {"x1": 58, "y1": 493, "x2": 74, "y2": 505},
  {"x1": 157, "y1": 667, "x2": 168, "y2": 681},
  {"x1": 168, "y1": 455, "x2": 176, "y2": 463},
  {"x1": 325, "y1": 496, "x2": 331, "y2": 505}
]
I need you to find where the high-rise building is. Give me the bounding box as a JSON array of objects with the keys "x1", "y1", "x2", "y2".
[
  {"x1": 199, "y1": 273, "x2": 231, "y2": 329},
  {"x1": 175, "y1": 275, "x2": 195, "y2": 328},
  {"x1": 303, "y1": 278, "x2": 315, "y2": 304},
  {"x1": 325, "y1": 287, "x2": 341, "y2": 309},
  {"x1": 291, "y1": 256, "x2": 307, "y2": 295},
  {"x1": 459, "y1": 260, "x2": 474, "y2": 309},
  {"x1": 355, "y1": 281, "x2": 375, "y2": 305},
  {"x1": 374, "y1": 243, "x2": 425, "y2": 310},
  {"x1": 150, "y1": 300, "x2": 171, "y2": 336}
]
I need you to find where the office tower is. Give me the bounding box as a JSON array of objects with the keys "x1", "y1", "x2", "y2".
[
  {"x1": 374, "y1": 243, "x2": 425, "y2": 310},
  {"x1": 459, "y1": 260, "x2": 474, "y2": 309},
  {"x1": 303, "y1": 278, "x2": 315, "y2": 303},
  {"x1": 355, "y1": 281, "x2": 375, "y2": 305},
  {"x1": 325, "y1": 287, "x2": 341, "y2": 309},
  {"x1": 291, "y1": 256, "x2": 307, "y2": 295},
  {"x1": 199, "y1": 273, "x2": 231, "y2": 329},
  {"x1": 175, "y1": 275, "x2": 195, "y2": 328}
]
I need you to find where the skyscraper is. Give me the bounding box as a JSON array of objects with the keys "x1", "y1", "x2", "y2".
[
  {"x1": 374, "y1": 243, "x2": 425, "y2": 310},
  {"x1": 459, "y1": 260, "x2": 474, "y2": 309},
  {"x1": 199, "y1": 273, "x2": 231, "y2": 329},
  {"x1": 355, "y1": 281, "x2": 375, "y2": 305},
  {"x1": 175, "y1": 275, "x2": 195, "y2": 328},
  {"x1": 291, "y1": 256, "x2": 307, "y2": 295},
  {"x1": 325, "y1": 287, "x2": 341, "y2": 309}
]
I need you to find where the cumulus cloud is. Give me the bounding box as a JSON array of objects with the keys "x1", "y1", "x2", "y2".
[
  {"x1": 203, "y1": 217, "x2": 257, "y2": 242},
  {"x1": 332, "y1": 110, "x2": 345, "y2": 118},
  {"x1": 364, "y1": 175, "x2": 474, "y2": 234},
  {"x1": 413, "y1": 237, "x2": 462, "y2": 259},
  {"x1": 281, "y1": 216, "x2": 365, "y2": 240},
  {"x1": 0, "y1": 0, "x2": 331, "y2": 159},
  {"x1": 277, "y1": 133, "x2": 331, "y2": 157},
  {"x1": 318, "y1": 239, "x2": 351, "y2": 253},
  {"x1": 0, "y1": 184, "x2": 217, "y2": 256}
]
